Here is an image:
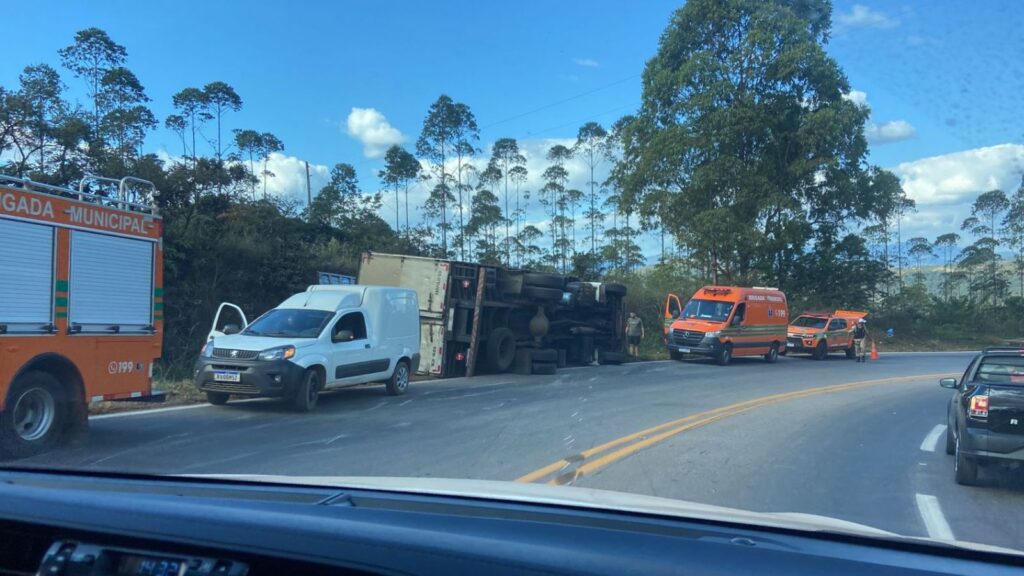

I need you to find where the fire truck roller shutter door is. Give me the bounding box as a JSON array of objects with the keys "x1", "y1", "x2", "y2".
[
  {"x1": 0, "y1": 218, "x2": 54, "y2": 330},
  {"x1": 69, "y1": 231, "x2": 154, "y2": 330}
]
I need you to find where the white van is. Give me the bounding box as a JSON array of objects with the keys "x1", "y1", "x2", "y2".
[{"x1": 194, "y1": 285, "x2": 420, "y2": 411}]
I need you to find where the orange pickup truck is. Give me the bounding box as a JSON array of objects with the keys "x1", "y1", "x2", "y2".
[{"x1": 784, "y1": 310, "x2": 867, "y2": 360}]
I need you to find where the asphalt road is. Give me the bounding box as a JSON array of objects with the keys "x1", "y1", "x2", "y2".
[{"x1": 16, "y1": 350, "x2": 1024, "y2": 551}]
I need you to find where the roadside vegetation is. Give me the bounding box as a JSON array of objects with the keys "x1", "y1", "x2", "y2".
[{"x1": 3, "y1": 1, "x2": 1022, "y2": 383}]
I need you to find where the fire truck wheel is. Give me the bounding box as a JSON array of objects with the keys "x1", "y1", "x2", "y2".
[
  {"x1": 0, "y1": 371, "x2": 65, "y2": 459},
  {"x1": 206, "y1": 392, "x2": 230, "y2": 405}
]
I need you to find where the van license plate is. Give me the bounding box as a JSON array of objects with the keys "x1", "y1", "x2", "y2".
[
  {"x1": 678, "y1": 347, "x2": 690, "y2": 353},
  {"x1": 214, "y1": 371, "x2": 241, "y2": 383}
]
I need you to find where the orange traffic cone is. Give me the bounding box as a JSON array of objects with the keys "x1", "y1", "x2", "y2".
[{"x1": 870, "y1": 341, "x2": 879, "y2": 361}]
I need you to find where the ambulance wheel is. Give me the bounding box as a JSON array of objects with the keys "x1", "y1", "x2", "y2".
[
  {"x1": 716, "y1": 344, "x2": 733, "y2": 366},
  {"x1": 764, "y1": 343, "x2": 779, "y2": 363}
]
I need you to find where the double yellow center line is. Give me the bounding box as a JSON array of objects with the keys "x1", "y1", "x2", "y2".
[{"x1": 516, "y1": 373, "x2": 952, "y2": 485}]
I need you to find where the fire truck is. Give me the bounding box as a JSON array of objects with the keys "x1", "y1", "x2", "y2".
[{"x1": 0, "y1": 175, "x2": 163, "y2": 458}]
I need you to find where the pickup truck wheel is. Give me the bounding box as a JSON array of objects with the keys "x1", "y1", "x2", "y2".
[
  {"x1": 293, "y1": 369, "x2": 321, "y2": 412},
  {"x1": 954, "y1": 432, "x2": 978, "y2": 485},
  {"x1": 486, "y1": 328, "x2": 517, "y2": 372},
  {"x1": 813, "y1": 341, "x2": 828, "y2": 360},
  {"x1": 716, "y1": 344, "x2": 733, "y2": 366},
  {"x1": 764, "y1": 343, "x2": 779, "y2": 363},
  {"x1": 386, "y1": 361, "x2": 410, "y2": 396},
  {"x1": 522, "y1": 273, "x2": 564, "y2": 289},
  {"x1": 945, "y1": 417, "x2": 956, "y2": 455},
  {"x1": 0, "y1": 371, "x2": 65, "y2": 459},
  {"x1": 206, "y1": 391, "x2": 230, "y2": 405}
]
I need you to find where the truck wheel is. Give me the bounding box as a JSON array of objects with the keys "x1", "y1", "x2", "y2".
[
  {"x1": 0, "y1": 371, "x2": 65, "y2": 459},
  {"x1": 486, "y1": 328, "x2": 517, "y2": 372},
  {"x1": 845, "y1": 345, "x2": 856, "y2": 359},
  {"x1": 523, "y1": 272, "x2": 564, "y2": 289},
  {"x1": 386, "y1": 360, "x2": 410, "y2": 396},
  {"x1": 206, "y1": 391, "x2": 230, "y2": 405},
  {"x1": 954, "y1": 433, "x2": 978, "y2": 485},
  {"x1": 813, "y1": 341, "x2": 828, "y2": 360},
  {"x1": 532, "y1": 362, "x2": 557, "y2": 375},
  {"x1": 293, "y1": 369, "x2": 321, "y2": 412},
  {"x1": 716, "y1": 344, "x2": 733, "y2": 366},
  {"x1": 598, "y1": 350, "x2": 626, "y2": 365},
  {"x1": 603, "y1": 283, "x2": 627, "y2": 297},
  {"x1": 522, "y1": 286, "x2": 563, "y2": 301},
  {"x1": 764, "y1": 343, "x2": 779, "y2": 363}
]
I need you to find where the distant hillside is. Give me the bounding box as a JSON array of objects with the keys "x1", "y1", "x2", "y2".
[{"x1": 897, "y1": 263, "x2": 1023, "y2": 297}]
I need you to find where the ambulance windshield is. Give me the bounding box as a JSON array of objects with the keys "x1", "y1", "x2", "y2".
[{"x1": 681, "y1": 299, "x2": 734, "y2": 323}]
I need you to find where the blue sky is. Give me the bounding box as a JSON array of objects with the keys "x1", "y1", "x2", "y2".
[{"x1": 3, "y1": 1, "x2": 1022, "y2": 244}]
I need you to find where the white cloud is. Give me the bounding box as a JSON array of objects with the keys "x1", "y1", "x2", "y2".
[
  {"x1": 345, "y1": 107, "x2": 406, "y2": 159},
  {"x1": 894, "y1": 143, "x2": 1024, "y2": 207},
  {"x1": 835, "y1": 4, "x2": 899, "y2": 30},
  {"x1": 865, "y1": 120, "x2": 916, "y2": 145},
  {"x1": 572, "y1": 57, "x2": 599, "y2": 68},
  {"x1": 842, "y1": 90, "x2": 869, "y2": 107}
]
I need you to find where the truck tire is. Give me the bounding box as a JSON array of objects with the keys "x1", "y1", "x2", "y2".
[
  {"x1": 206, "y1": 391, "x2": 230, "y2": 405},
  {"x1": 486, "y1": 328, "x2": 517, "y2": 373},
  {"x1": 813, "y1": 341, "x2": 828, "y2": 360},
  {"x1": 523, "y1": 273, "x2": 564, "y2": 289},
  {"x1": 0, "y1": 371, "x2": 65, "y2": 459},
  {"x1": 532, "y1": 362, "x2": 557, "y2": 375},
  {"x1": 530, "y1": 348, "x2": 558, "y2": 363},
  {"x1": 954, "y1": 433, "x2": 978, "y2": 486},
  {"x1": 293, "y1": 369, "x2": 321, "y2": 412},
  {"x1": 603, "y1": 283, "x2": 627, "y2": 297},
  {"x1": 716, "y1": 344, "x2": 733, "y2": 366},
  {"x1": 385, "y1": 360, "x2": 410, "y2": 396},
  {"x1": 522, "y1": 286, "x2": 563, "y2": 302},
  {"x1": 598, "y1": 350, "x2": 626, "y2": 365}
]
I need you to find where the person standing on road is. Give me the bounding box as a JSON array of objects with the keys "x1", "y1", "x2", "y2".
[
  {"x1": 853, "y1": 319, "x2": 869, "y2": 362},
  {"x1": 626, "y1": 312, "x2": 645, "y2": 359}
]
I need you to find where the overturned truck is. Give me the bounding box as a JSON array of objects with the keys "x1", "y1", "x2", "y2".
[{"x1": 357, "y1": 252, "x2": 627, "y2": 377}]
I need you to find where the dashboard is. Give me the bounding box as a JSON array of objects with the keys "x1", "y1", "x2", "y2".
[{"x1": 0, "y1": 469, "x2": 1021, "y2": 575}]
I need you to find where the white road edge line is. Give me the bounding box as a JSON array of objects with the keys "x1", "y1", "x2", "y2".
[
  {"x1": 920, "y1": 425, "x2": 947, "y2": 452},
  {"x1": 915, "y1": 493, "x2": 955, "y2": 541},
  {"x1": 90, "y1": 397, "x2": 268, "y2": 420}
]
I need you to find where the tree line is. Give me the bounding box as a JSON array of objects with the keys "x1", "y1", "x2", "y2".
[{"x1": 2, "y1": 2, "x2": 1021, "y2": 371}]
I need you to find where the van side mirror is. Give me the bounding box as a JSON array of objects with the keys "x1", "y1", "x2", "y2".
[
  {"x1": 939, "y1": 378, "x2": 958, "y2": 389},
  {"x1": 223, "y1": 324, "x2": 241, "y2": 335},
  {"x1": 333, "y1": 329, "x2": 355, "y2": 343}
]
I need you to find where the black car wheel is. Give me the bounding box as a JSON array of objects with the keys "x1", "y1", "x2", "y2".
[
  {"x1": 954, "y1": 432, "x2": 978, "y2": 485},
  {"x1": 206, "y1": 391, "x2": 230, "y2": 405}
]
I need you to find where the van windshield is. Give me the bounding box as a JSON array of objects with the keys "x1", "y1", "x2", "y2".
[
  {"x1": 242, "y1": 309, "x2": 334, "y2": 338},
  {"x1": 791, "y1": 316, "x2": 828, "y2": 329},
  {"x1": 681, "y1": 299, "x2": 734, "y2": 322}
]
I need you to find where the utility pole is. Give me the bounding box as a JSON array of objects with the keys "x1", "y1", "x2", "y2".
[{"x1": 305, "y1": 161, "x2": 312, "y2": 215}]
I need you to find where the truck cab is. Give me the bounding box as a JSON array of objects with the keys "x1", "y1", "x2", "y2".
[
  {"x1": 194, "y1": 285, "x2": 419, "y2": 411},
  {"x1": 666, "y1": 286, "x2": 788, "y2": 366}
]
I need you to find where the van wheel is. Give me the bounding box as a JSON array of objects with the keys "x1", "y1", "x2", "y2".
[
  {"x1": 764, "y1": 343, "x2": 779, "y2": 363},
  {"x1": 486, "y1": 328, "x2": 517, "y2": 372},
  {"x1": 293, "y1": 369, "x2": 321, "y2": 412},
  {"x1": 716, "y1": 344, "x2": 733, "y2": 366},
  {"x1": 954, "y1": 433, "x2": 978, "y2": 485},
  {"x1": 0, "y1": 371, "x2": 65, "y2": 459},
  {"x1": 813, "y1": 341, "x2": 828, "y2": 360},
  {"x1": 386, "y1": 361, "x2": 410, "y2": 396},
  {"x1": 206, "y1": 391, "x2": 230, "y2": 405}
]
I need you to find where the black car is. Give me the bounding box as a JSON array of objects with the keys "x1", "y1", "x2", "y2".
[{"x1": 941, "y1": 347, "x2": 1024, "y2": 485}]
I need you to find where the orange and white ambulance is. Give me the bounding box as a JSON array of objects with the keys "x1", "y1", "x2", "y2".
[
  {"x1": 0, "y1": 175, "x2": 163, "y2": 457},
  {"x1": 664, "y1": 286, "x2": 788, "y2": 366}
]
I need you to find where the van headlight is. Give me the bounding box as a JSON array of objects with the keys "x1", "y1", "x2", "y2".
[
  {"x1": 259, "y1": 346, "x2": 296, "y2": 361},
  {"x1": 704, "y1": 331, "x2": 720, "y2": 338}
]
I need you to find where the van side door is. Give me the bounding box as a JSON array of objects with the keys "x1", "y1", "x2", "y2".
[
  {"x1": 328, "y1": 311, "x2": 392, "y2": 387},
  {"x1": 663, "y1": 293, "x2": 682, "y2": 340}
]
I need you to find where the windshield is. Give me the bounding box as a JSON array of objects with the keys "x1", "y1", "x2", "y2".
[
  {"x1": 791, "y1": 316, "x2": 828, "y2": 329},
  {"x1": 243, "y1": 309, "x2": 333, "y2": 338},
  {"x1": 3, "y1": 0, "x2": 1022, "y2": 559},
  {"x1": 977, "y1": 357, "x2": 1024, "y2": 385},
  {"x1": 681, "y1": 299, "x2": 734, "y2": 322}
]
